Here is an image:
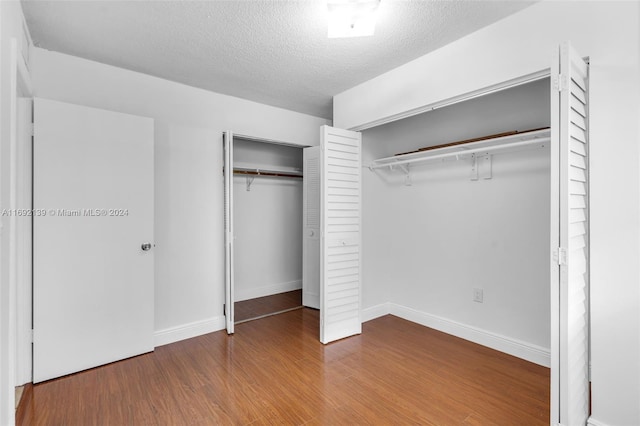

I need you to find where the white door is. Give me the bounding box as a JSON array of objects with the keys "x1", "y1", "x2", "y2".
[
  {"x1": 320, "y1": 125, "x2": 362, "y2": 344},
  {"x1": 302, "y1": 146, "x2": 321, "y2": 309},
  {"x1": 33, "y1": 98, "x2": 154, "y2": 383},
  {"x1": 223, "y1": 131, "x2": 235, "y2": 334},
  {"x1": 550, "y1": 42, "x2": 590, "y2": 425}
]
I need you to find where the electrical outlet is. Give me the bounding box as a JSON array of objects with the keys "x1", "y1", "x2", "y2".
[{"x1": 473, "y1": 288, "x2": 483, "y2": 303}]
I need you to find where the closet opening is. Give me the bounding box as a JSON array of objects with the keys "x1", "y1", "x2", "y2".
[
  {"x1": 223, "y1": 127, "x2": 361, "y2": 343},
  {"x1": 361, "y1": 76, "x2": 552, "y2": 365},
  {"x1": 230, "y1": 136, "x2": 306, "y2": 325}
]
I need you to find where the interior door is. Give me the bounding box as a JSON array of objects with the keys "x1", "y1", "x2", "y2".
[
  {"x1": 550, "y1": 42, "x2": 590, "y2": 425},
  {"x1": 320, "y1": 125, "x2": 362, "y2": 344},
  {"x1": 223, "y1": 131, "x2": 234, "y2": 334},
  {"x1": 302, "y1": 146, "x2": 321, "y2": 309},
  {"x1": 33, "y1": 98, "x2": 154, "y2": 383}
]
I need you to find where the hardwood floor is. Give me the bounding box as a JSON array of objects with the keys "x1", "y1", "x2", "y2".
[
  {"x1": 235, "y1": 289, "x2": 302, "y2": 323},
  {"x1": 17, "y1": 309, "x2": 549, "y2": 425}
]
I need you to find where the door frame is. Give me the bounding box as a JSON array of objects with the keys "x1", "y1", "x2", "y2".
[
  {"x1": 0, "y1": 37, "x2": 33, "y2": 424},
  {"x1": 223, "y1": 131, "x2": 235, "y2": 334},
  {"x1": 14, "y1": 45, "x2": 34, "y2": 388},
  {"x1": 1, "y1": 37, "x2": 33, "y2": 425}
]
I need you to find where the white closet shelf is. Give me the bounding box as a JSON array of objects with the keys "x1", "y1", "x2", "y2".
[{"x1": 369, "y1": 128, "x2": 551, "y2": 171}]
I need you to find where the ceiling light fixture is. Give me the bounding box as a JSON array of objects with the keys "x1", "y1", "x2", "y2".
[{"x1": 327, "y1": 0, "x2": 381, "y2": 39}]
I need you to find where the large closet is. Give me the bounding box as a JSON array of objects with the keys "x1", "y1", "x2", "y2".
[{"x1": 361, "y1": 78, "x2": 552, "y2": 354}]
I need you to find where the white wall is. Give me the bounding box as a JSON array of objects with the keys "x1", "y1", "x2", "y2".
[
  {"x1": 362, "y1": 79, "x2": 551, "y2": 359},
  {"x1": 30, "y1": 48, "x2": 329, "y2": 347},
  {"x1": 233, "y1": 139, "x2": 303, "y2": 301},
  {"x1": 337, "y1": 2, "x2": 640, "y2": 425},
  {"x1": 0, "y1": 1, "x2": 31, "y2": 424}
]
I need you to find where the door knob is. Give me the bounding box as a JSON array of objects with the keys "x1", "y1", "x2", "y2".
[{"x1": 141, "y1": 243, "x2": 152, "y2": 251}]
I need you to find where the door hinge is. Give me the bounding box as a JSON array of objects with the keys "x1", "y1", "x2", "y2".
[
  {"x1": 553, "y1": 247, "x2": 567, "y2": 265},
  {"x1": 553, "y1": 74, "x2": 567, "y2": 92},
  {"x1": 30, "y1": 329, "x2": 34, "y2": 343}
]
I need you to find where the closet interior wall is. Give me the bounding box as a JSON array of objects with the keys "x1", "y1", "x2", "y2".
[
  {"x1": 233, "y1": 139, "x2": 303, "y2": 303},
  {"x1": 362, "y1": 78, "x2": 552, "y2": 354}
]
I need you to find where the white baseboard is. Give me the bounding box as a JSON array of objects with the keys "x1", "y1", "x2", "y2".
[
  {"x1": 155, "y1": 303, "x2": 551, "y2": 367},
  {"x1": 362, "y1": 302, "x2": 550, "y2": 367},
  {"x1": 587, "y1": 417, "x2": 610, "y2": 426},
  {"x1": 361, "y1": 303, "x2": 391, "y2": 322},
  {"x1": 235, "y1": 279, "x2": 302, "y2": 302},
  {"x1": 154, "y1": 279, "x2": 302, "y2": 347},
  {"x1": 154, "y1": 316, "x2": 226, "y2": 347}
]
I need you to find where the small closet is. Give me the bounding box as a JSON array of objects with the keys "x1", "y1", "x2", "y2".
[{"x1": 231, "y1": 137, "x2": 305, "y2": 323}]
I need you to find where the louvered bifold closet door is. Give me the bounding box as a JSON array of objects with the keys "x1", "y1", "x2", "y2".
[
  {"x1": 320, "y1": 125, "x2": 362, "y2": 344},
  {"x1": 303, "y1": 147, "x2": 321, "y2": 309},
  {"x1": 551, "y1": 42, "x2": 590, "y2": 426}
]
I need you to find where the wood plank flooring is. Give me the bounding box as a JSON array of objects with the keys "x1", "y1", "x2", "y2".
[
  {"x1": 17, "y1": 309, "x2": 549, "y2": 425},
  {"x1": 235, "y1": 289, "x2": 302, "y2": 323}
]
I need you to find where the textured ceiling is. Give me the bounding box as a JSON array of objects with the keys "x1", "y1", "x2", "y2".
[{"x1": 22, "y1": 0, "x2": 536, "y2": 119}]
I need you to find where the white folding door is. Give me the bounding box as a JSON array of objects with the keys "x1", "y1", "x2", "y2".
[{"x1": 550, "y1": 41, "x2": 590, "y2": 426}]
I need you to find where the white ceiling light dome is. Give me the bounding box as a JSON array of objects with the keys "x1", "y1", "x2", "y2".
[{"x1": 327, "y1": 0, "x2": 381, "y2": 38}]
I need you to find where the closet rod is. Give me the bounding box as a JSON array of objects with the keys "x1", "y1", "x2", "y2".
[
  {"x1": 233, "y1": 168, "x2": 303, "y2": 179},
  {"x1": 370, "y1": 129, "x2": 550, "y2": 171}
]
